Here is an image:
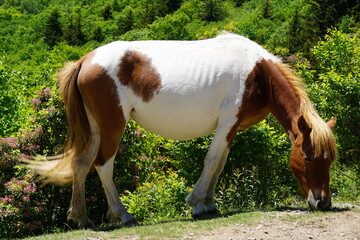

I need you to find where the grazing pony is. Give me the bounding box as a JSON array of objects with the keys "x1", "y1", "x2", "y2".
[{"x1": 25, "y1": 33, "x2": 337, "y2": 228}]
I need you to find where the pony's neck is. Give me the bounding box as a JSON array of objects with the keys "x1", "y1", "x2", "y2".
[{"x1": 259, "y1": 60, "x2": 301, "y2": 136}]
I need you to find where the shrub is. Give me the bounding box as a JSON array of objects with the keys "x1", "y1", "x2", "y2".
[
  {"x1": 216, "y1": 120, "x2": 296, "y2": 211},
  {"x1": 121, "y1": 169, "x2": 191, "y2": 222},
  {"x1": 147, "y1": 12, "x2": 191, "y2": 40},
  {"x1": 296, "y1": 30, "x2": 360, "y2": 201},
  {"x1": 0, "y1": 87, "x2": 70, "y2": 238},
  {"x1": 0, "y1": 64, "x2": 28, "y2": 137},
  {"x1": 304, "y1": 30, "x2": 359, "y2": 172}
]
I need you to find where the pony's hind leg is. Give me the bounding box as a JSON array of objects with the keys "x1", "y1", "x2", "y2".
[
  {"x1": 93, "y1": 117, "x2": 139, "y2": 227},
  {"x1": 67, "y1": 110, "x2": 100, "y2": 228},
  {"x1": 95, "y1": 155, "x2": 138, "y2": 227},
  {"x1": 89, "y1": 95, "x2": 138, "y2": 226}
]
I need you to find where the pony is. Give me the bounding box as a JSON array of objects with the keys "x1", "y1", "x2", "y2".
[{"x1": 25, "y1": 33, "x2": 337, "y2": 228}]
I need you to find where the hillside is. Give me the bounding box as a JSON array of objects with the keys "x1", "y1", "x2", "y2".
[
  {"x1": 0, "y1": 0, "x2": 359, "y2": 238},
  {"x1": 0, "y1": 0, "x2": 358, "y2": 136}
]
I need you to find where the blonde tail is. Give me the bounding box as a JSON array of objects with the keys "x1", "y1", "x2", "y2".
[{"x1": 24, "y1": 58, "x2": 91, "y2": 185}]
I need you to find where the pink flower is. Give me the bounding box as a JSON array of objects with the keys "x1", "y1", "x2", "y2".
[
  {"x1": 0, "y1": 195, "x2": 14, "y2": 204},
  {"x1": 22, "y1": 195, "x2": 30, "y2": 202},
  {"x1": 24, "y1": 182, "x2": 36, "y2": 193},
  {"x1": 132, "y1": 130, "x2": 142, "y2": 136},
  {"x1": 44, "y1": 87, "x2": 52, "y2": 95},
  {"x1": 30, "y1": 98, "x2": 41, "y2": 105},
  {"x1": 45, "y1": 107, "x2": 58, "y2": 113},
  {"x1": 0, "y1": 137, "x2": 19, "y2": 149}
]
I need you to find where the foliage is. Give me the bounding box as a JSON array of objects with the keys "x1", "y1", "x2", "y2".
[
  {"x1": 147, "y1": 12, "x2": 191, "y2": 40},
  {"x1": 121, "y1": 170, "x2": 191, "y2": 222},
  {"x1": 199, "y1": 0, "x2": 226, "y2": 22},
  {"x1": 0, "y1": 0, "x2": 359, "y2": 238},
  {"x1": 0, "y1": 88, "x2": 70, "y2": 238},
  {"x1": 299, "y1": 30, "x2": 360, "y2": 171},
  {"x1": 43, "y1": 8, "x2": 63, "y2": 48},
  {"x1": 295, "y1": 30, "x2": 360, "y2": 201},
  {"x1": 0, "y1": 64, "x2": 27, "y2": 136},
  {"x1": 305, "y1": 0, "x2": 360, "y2": 35},
  {"x1": 216, "y1": 121, "x2": 295, "y2": 211}
]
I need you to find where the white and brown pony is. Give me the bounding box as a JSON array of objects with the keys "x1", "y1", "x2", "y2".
[{"x1": 26, "y1": 33, "x2": 337, "y2": 228}]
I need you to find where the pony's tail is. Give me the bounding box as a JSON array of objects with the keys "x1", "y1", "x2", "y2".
[{"x1": 24, "y1": 59, "x2": 91, "y2": 185}]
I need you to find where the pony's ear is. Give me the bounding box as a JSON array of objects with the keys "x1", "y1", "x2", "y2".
[
  {"x1": 327, "y1": 117, "x2": 336, "y2": 131},
  {"x1": 297, "y1": 115, "x2": 312, "y2": 136}
]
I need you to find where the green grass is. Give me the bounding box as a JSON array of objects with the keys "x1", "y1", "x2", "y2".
[
  {"x1": 22, "y1": 204, "x2": 359, "y2": 240},
  {"x1": 19, "y1": 198, "x2": 359, "y2": 240},
  {"x1": 23, "y1": 211, "x2": 267, "y2": 240}
]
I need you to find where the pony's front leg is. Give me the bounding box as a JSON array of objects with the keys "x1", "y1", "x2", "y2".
[
  {"x1": 204, "y1": 152, "x2": 229, "y2": 215},
  {"x1": 186, "y1": 124, "x2": 233, "y2": 219}
]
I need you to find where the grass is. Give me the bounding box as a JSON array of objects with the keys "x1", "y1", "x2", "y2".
[
  {"x1": 15, "y1": 196, "x2": 358, "y2": 240},
  {"x1": 24, "y1": 211, "x2": 267, "y2": 240},
  {"x1": 22, "y1": 202, "x2": 360, "y2": 240}
]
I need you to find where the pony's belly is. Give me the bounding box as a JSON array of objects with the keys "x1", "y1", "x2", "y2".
[{"x1": 130, "y1": 103, "x2": 218, "y2": 140}]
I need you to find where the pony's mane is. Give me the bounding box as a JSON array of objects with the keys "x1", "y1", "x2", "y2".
[{"x1": 276, "y1": 63, "x2": 337, "y2": 160}]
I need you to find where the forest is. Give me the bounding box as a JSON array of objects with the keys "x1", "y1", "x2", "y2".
[{"x1": 0, "y1": 0, "x2": 359, "y2": 238}]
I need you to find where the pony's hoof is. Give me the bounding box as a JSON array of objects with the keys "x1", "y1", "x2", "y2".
[
  {"x1": 191, "y1": 203, "x2": 209, "y2": 220},
  {"x1": 78, "y1": 220, "x2": 95, "y2": 229},
  {"x1": 192, "y1": 211, "x2": 211, "y2": 220},
  {"x1": 122, "y1": 219, "x2": 140, "y2": 227},
  {"x1": 207, "y1": 208, "x2": 221, "y2": 216}
]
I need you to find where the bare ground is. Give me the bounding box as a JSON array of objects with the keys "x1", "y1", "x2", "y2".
[
  {"x1": 185, "y1": 204, "x2": 360, "y2": 240},
  {"x1": 86, "y1": 204, "x2": 360, "y2": 240}
]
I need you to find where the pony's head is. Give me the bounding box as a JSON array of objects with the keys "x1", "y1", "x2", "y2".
[{"x1": 289, "y1": 115, "x2": 337, "y2": 211}]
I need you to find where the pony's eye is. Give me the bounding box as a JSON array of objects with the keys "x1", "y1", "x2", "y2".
[{"x1": 302, "y1": 152, "x2": 312, "y2": 162}]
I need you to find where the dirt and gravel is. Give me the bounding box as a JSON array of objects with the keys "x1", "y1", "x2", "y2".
[
  {"x1": 87, "y1": 204, "x2": 360, "y2": 240},
  {"x1": 187, "y1": 204, "x2": 360, "y2": 240}
]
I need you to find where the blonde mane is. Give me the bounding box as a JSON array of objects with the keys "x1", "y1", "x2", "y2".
[{"x1": 276, "y1": 63, "x2": 337, "y2": 160}]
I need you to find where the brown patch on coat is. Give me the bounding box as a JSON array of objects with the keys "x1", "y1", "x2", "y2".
[
  {"x1": 118, "y1": 51, "x2": 162, "y2": 102},
  {"x1": 226, "y1": 59, "x2": 303, "y2": 146},
  {"x1": 77, "y1": 53, "x2": 126, "y2": 166},
  {"x1": 226, "y1": 60, "x2": 270, "y2": 145}
]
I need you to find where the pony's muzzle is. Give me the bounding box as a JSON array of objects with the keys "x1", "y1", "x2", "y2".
[
  {"x1": 308, "y1": 198, "x2": 331, "y2": 211},
  {"x1": 307, "y1": 188, "x2": 332, "y2": 211}
]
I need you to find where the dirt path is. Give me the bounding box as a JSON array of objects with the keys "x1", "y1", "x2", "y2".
[{"x1": 185, "y1": 204, "x2": 360, "y2": 240}]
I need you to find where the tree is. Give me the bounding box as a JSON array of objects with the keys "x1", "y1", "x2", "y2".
[
  {"x1": 64, "y1": 11, "x2": 85, "y2": 46},
  {"x1": 101, "y1": 2, "x2": 113, "y2": 20},
  {"x1": 261, "y1": 0, "x2": 272, "y2": 19},
  {"x1": 117, "y1": 9, "x2": 135, "y2": 35},
  {"x1": 199, "y1": 0, "x2": 225, "y2": 22},
  {"x1": 233, "y1": 0, "x2": 249, "y2": 7},
  {"x1": 43, "y1": 9, "x2": 63, "y2": 48},
  {"x1": 304, "y1": 31, "x2": 360, "y2": 171},
  {"x1": 147, "y1": 12, "x2": 191, "y2": 40},
  {"x1": 90, "y1": 26, "x2": 104, "y2": 42},
  {"x1": 306, "y1": 0, "x2": 360, "y2": 35},
  {"x1": 284, "y1": 5, "x2": 320, "y2": 55},
  {"x1": 166, "y1": 0, "x2": 182, "y2": 13}
]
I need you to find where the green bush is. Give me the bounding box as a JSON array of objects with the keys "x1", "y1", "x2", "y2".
[
  {"x1": 305, "y1": 30, "x2": 359, "y2": 172},
  {"x1": 216, "y1": 121, "x2": 296, "y2": 211},
  {"x1": 147, "y1": 12, "x2": 191, "y2": 40},
  {"x1": 0, "y1": 88, "x2": 71, "y2": 238},
  {"x1": 1, "y1": 0, "x2": 359, "y2": 238},
  {"x1": 296, "y1": 30, "x2": 360, "y2": 201},
  {"x1": 121, "y1": 169, "x2": 191, "y2": 222}
]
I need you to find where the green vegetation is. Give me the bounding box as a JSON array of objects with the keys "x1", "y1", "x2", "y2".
[{"x1": 0, "y1": 0, "x2": 359, "y2": 238}]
